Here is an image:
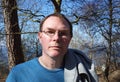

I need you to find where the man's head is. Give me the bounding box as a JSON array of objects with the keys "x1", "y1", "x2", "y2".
[
  {"x1": 38, "y1": 13, "x2": 72, "y2": 58},
  {"x1": 40, "y1": 13, "x2": 73, "y2": 37}
]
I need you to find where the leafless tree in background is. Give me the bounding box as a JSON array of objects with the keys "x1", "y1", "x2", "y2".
[{"x1": 2, "y1": 0, "x2": 24, "y2": 70}]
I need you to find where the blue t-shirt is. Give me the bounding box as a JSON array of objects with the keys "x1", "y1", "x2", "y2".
[{"x1": 6, "y1": 58, "x2": 64, "y2": 82}]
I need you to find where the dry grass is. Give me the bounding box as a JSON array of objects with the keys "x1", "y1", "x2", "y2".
[
  {"x1": 0, "y1": 65, "x2": 9, "y2": 82},
  {"x1": 97, "y1": 68, "x2": 120, "y2": 82}
]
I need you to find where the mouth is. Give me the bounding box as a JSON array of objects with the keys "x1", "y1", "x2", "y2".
[{"x1": 50, "y1": 46, "x2": 62, "y2": 49}]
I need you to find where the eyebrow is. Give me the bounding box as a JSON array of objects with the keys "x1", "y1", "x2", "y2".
[
  {"x1": 44, "y1": 27, "x2": 70, "y2": 32},
  {"x1": 46, "y1": 28, "x2": 55, "y2": 31}
]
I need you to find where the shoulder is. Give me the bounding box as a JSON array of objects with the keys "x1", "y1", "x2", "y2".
[
  {"x1": 6, "y1": 58, "x2": 39, "y2": 82},
  {"x1": 11, "y1": 58, "x2": 38, "y2": 72},
  {"x1": 68, "y1": 48, "x2": 85, "y2": 56},
  {"x1": 68, "y1": 48, "x2": 92, "y2": 64},
  {"x1": 68, "y1": 48, "x2": 90, "y2": 59},
  {"x1": 67, "y1": 49, "x2": 98, "y2": 81}
]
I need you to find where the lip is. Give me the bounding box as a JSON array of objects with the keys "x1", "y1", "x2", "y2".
[{"x1": 50, "y1": 46, "x2": 62, "y2": 49}]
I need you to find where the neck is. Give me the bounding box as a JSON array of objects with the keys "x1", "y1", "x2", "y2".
[{"x1": 39, "y1": 55, "x2": 64, "y2": 70}]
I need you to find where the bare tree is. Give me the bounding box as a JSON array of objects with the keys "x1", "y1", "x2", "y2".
[
  {"x1": 72, "y1": 0, "x2": 120, "y2": 81},
  {"x1": 2, "y1": 0, "x2": 24, "y2": 70},
  {"x1": 51, "y1": 0, "x2": 62, "y2": 13}
]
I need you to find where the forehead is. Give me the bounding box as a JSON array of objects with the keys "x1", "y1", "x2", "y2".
[{"x1": 42, "y1": 16, "x2": 70, "y2": 30}]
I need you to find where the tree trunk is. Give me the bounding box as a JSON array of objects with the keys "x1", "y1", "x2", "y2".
[
  {"x1": 51, "y1": 0, "x2": 62, "y2": 13},
  {"x1": 2, "y1": 0, "x2": 24, "y2": 70}
]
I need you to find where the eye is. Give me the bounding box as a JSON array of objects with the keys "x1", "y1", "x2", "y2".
[
  {"x1": 47, "y1": 30, "x2": 55, "y2": 35},
  {"x1": 59, "y1": 31, "x2": 69, "y2": 36}
]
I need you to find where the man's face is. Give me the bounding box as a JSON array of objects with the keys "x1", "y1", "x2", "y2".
[{"x1": 38, "y1": 16, "x2": 72, "y2": 58}]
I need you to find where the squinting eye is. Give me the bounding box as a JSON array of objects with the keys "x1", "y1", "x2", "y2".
[
  {"x1": 47, "y1": 31, "x2": 55, "y2": 35},
  {"x1": 60, "y1": 32, "x2": 68, "y2": 36}
]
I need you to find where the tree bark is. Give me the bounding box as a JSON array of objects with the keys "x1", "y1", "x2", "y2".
[
  {"x1": 51, "y1": 0, "x2": 62, "y2": 13},
  {"x1": 2, "y1": 0, "x2": 24, "y2": 70}
]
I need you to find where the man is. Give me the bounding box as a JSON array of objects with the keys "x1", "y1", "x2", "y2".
[{"x1": 6, "y1": 13, "x2": 98, "y2": 82}]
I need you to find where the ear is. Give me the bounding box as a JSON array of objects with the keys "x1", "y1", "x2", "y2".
[{"x1": 38, "y1": 32, "x2": 42, "y2": 43}]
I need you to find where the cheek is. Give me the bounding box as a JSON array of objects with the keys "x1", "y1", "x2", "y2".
[
  {"x1": 39, "y1": 36, "x2": 50, "y2": 49},
  {"x1": 62, "y1": 39, "x2": 71, "y2": 47},
  {"x1": 41, "y1": 38, "x2": 49, "y2": 46}
]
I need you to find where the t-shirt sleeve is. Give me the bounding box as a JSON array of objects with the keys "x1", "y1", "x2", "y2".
[{"x1": 6, "y1": 69, "x2": 16, "y2": 82}]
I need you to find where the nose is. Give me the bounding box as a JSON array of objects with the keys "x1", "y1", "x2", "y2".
[{"x1": 52, "y1": 32, "x2": 61, "y2": 41}]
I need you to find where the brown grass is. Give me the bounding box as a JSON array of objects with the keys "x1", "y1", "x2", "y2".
[{"x1": 0, "y1": 65, "x2": 9, "y2": 82}]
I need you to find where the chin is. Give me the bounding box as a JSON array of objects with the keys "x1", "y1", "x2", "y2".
[{"x1": 49, "y1": 51, "x2": 64, "y2": 57}]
